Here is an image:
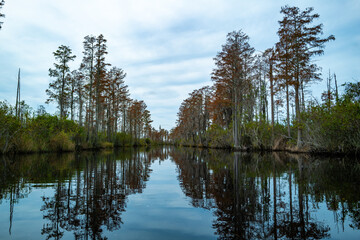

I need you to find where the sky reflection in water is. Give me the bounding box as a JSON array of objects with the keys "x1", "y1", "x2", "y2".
[{"x1": 0, "y1": 148, "x2": 360, "y2": 239}]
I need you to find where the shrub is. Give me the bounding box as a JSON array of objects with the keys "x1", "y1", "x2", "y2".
[
  {"x1": 205, "y1": 124, "x2": 232, "y2": 148},
  {"x1": 14, "y1": 131, "x2": 37, "y2": 153},
  {"x1": 0, "y1": 101, "x2": 21, "y2": 153},
  {"x1": 244, "y1": 121, "x2": 272, "y2": 149},
  {"x1": 49, "y1": 131, "x2": 75, "y2": 152},
  {"x1": 114, "y1": 132, "x2": 133, "y2": 147},
  {"x1": 100, "y1": 141, "x2": 114, "y2": 149},
  {"x1": 303, "y1": 101, "x2": 360, "y2": 153}
]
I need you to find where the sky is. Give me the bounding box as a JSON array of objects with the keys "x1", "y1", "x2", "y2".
[{"x1": 0, "y1": 0, "x2": 359, "y2": 130}]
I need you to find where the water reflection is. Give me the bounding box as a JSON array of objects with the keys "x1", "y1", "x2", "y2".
[
  {"x1": 1, "y1": 148, "x2": 360, "y2": 239},
  {"x1": 0, "y1": 148, "x2": 169, "y2": 239},
  {"x1": 171, "y1": 148, "x2": 360, "y2": 239}
]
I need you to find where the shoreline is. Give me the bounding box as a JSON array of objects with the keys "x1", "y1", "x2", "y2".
[
  {"x1": 2, "y1": 142, "x2": 358, "y2": 157},
  {"x1": 174, "y1": 143, "x2": 359, "y2": 157}
]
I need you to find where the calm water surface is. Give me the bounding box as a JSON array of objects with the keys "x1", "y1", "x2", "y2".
[{"x1": 1, "y1": 148, "x2": 360, "y2": 239}]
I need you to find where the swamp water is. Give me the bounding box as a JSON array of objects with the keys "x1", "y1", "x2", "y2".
[{"x1": 0, "y1": 148, "x2": 360, "y2": 239}]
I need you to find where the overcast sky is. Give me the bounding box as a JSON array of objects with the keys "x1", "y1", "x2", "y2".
[{"x1": 0, "y1": 0, "x2": 359, "y2": 130}]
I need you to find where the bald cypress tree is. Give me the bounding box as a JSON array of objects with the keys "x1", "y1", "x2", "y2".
[
  {"x1": 212, "y1": 30, "x2": 255, "y2": 148},
  {"x1": 94, "y1": 34, "x2": 109, "y2": 144},
  {"x1": 70, "y1": 69, "x2": 85, "y2": 126},
  {"x1": 82, "y1": 35, "x2": 96, "y2": 140},
  {"x1": 105, "y1": 66, "x2": 127, "y2": 139},
  {"x1": 263, "y1": 48, "x2": 276, "y2": 143},
  {"x1": 277, "y1": 6, "x2": 334, "y2": 147},
  {"x1": 46, "y1": 45, "x2": 76, "y2": 119}
]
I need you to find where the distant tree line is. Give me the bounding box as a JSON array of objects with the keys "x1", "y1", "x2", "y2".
[{"x1": 171, "y1": 5, "x2": 360, "y2": 153}]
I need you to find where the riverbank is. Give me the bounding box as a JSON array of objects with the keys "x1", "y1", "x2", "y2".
[
  {"x1": 174, "y1": 136, "x2": 359, "y2": 157},
  {"x1": 0, "y1": 111, "x2": 167, "y2": 155},
  {"x1": 1, "y1": 138, "x2": 169, "y2": 155}
]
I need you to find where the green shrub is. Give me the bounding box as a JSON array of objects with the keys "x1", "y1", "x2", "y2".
[
  {"x1": 49, "y1": 131, "x2": 75, "y2": 152},
  {"x1": 0, "y1": 101, "x2": 21, "y2": 153},
  {"x1": 139, "y1": 139, "x2": 148, "y2": 146},
  {"x1": 243, "y1": 121, "x2": 271, "y2": 149},
  {"x1": 205, "y1": 124, "x2": 232, "y2": 148},
  {"x1": 114, "y1": 132, "x2": 133, "y2": 147},
  {"x1": 14, "y1": 131, "x2": 37, "y2": 153},
  {"x1": 303, "y1": 101, "x2": 360, "y2": 153},
  {"x1": 100, "y1": 141, "x2": 114, "y2": 149}
]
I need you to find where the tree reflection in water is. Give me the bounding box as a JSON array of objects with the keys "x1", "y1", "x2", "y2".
[
  {"x1": 171, "y1": 148, "x2": 360, "y2": 240},
  {"x1": 1, "y1": 148, "x2": 360, "y2": 239},
  {"x1": 40, "y1": 149, "x2": 171, "y2": 240},
  {"x1": 0, "y1": 148, "x2": 169, "y2": 240}
]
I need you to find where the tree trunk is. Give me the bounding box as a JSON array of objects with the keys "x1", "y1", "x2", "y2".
[
  {"x1": 79, "y1": 88, "x2": 83, "y2": 126},
  {"x1": 301, "y1": 81, "x2": 305, "y2": 112},
  {"x1": 295, "y1": 83, "x2": 302, "y2": 147},
  {"x1": 334, "y1": 73, "x2": 339, "y2": 104},
  {"x1": 70, "y1": 78, "x2": 75, "y2": 121},
  {"x1": 123, "y1": 106, "x2": 126, "y2": 133},
  {"x1": 95, "y1": 72, "x2": 100, "y2": 144},
  {"x1": 233, "y1": 89, "x2": 239, "y2": 149},
  {"x1": 86, "y1": 50, "x2": 94, "y2": 142},
  {"x1": 107, "y1": 102, "x2": 112, "y2": 142},
  {"x1": 60, "y1": 68, "x2": 66, "y2": 119},
  {"x1": 286, "y1": 83, "x2": 291, "y2": 138},
  {"x1": 270, "y1": 61, "x2": 275, "y2": 144}
]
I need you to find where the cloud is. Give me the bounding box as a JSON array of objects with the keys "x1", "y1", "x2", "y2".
[{"x1": 0, "y1": 0, "x2": 359, "y2": 130}]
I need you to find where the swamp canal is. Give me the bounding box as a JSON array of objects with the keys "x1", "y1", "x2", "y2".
[{"x1": 1, "y1": 148, "x2": 360, "y2": 239}]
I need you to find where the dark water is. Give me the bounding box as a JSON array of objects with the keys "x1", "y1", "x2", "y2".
[{"x1": 1, "y1": 148, "x2": 360, "y2": 239}]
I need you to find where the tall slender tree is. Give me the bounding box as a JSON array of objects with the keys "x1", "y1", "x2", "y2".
[
  {"x1": 212, "y1": 30, "x2": 255, "y2": 148},
  {"x1": 254, "y1": 53, "x2": 268, "y2": 123},
  {"x1": 82, "y1": 35, "x2": 96, "y2": 139},
  {"x1": 264, "y1": 48, "x2": 276, "y2": 143},
  {"x1": 94, "y1": 34, "x2": 109, "y2": 143},
  {"x1": 104, "y1": 66, "x2": 127, "y2": 140},
  {"x1": 46, "y1": 45, "x2": 76, "y2": 119},
  {"x1": 277, "y1": 6, "x2": 334, "y2": 147},
  {"x1": 71, "y1": 69, "x2": 85, "y2": 125},
  {"x1": 276, "y1": 15, "x2": 293, "y2": 137}
]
